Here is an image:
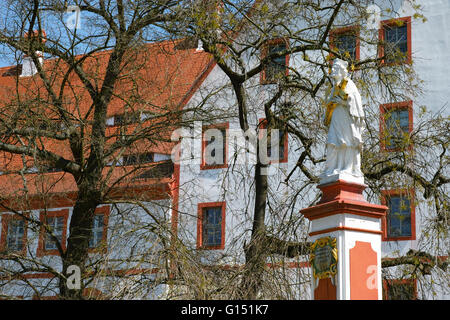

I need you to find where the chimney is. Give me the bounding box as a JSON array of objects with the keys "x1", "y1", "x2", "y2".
[
  {"x1": 195, "y1": 0, "x2": 223, "y2": 52},
  {"x1": 21, "y1": 51, "x2": 44, "y2": 77},
  {"x1": 196, "y1": 39, "x2": 204, "y2": 52},
  {"x1": 20, "y1": 30, "x2": 46, "y2": 77}
]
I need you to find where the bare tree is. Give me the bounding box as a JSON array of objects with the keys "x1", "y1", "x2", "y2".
[
  {"x1": 0, "y1": 0, "x2": 447, "y2": 300},
  {"x1": 166, "y1": 0, "x2": 448, "y2": 299},
  {"x1": 0, "y1": 0, "x2": 218, "y2": 299}
]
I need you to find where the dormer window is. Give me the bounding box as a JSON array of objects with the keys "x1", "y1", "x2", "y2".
[
  {"x1": 20, "y1": 30, "x2": 46, "y2": 77},
  {"x1": 20, "y1": 52, "x2": 44, "y2": 77},
  {"x1": 106, "y1": 111, "x2": 152, "y2": 127},
  {"x1": 122, "y1": 152, "x2": 154, "y2": 166}
]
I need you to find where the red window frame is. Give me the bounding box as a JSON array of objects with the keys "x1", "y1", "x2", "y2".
[
  {"x1": 201, "y1": 122, "x2": 229, "y2": 170},
  {"x1": 197, "y1": 202, "x2": 226, "y2": 250},
  {"x1": 260, "y1": 38, "x2": 290, "y2": 84},
  {"x1": 378, "y1": 17, "x2": 412, "y2": 66},
  {"x1": 0, "y1": 213, "x2": 28, "y2": 255},
  {"x1": 37, "y1": 209, "x2": 69, "y2": 256},
  {"x1": 381, "y1": 189, "x2": 416, "y2": 241},
  {"x1": 379, "y1": 100, "x2": 413, "y2": 152},
  {"x1": 32, "y1": 288, "x2": 104, "y2": 300},
  {"x1": 258, "y1": 118, "x2": 288, "y2": 163},
  {"x1": 329, "y1": 25, "x2": 360, "y2": 62},
  {"x1": 32, "y1": 295, "x2": 59, "y2": 300},
  {"x1": 106, "y1": 111, "x2": 141, "y2": 127},
  {"x1": 88, "y1": 206, "x2": 110, "y2": 253},
  {"x1": 383, "y1": 279, "x2": 417, "y2": 300},
  {"x1": 122, "y1": 152, "x2": 154, "y2": 166},
  {"x1": 82, "y1": 288, "x2": 105, "y2": 300}
]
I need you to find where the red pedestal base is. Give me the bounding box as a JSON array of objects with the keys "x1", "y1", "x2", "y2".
[
  {"x1": 317, "y1": 179, "x2": 367, "y2": 204},
  {"x1": 301, "y1": 180, "x2": 386, "y2": 223},
  {"x1": 300, "y1": 179, "x2": 388, "y2": 300}
]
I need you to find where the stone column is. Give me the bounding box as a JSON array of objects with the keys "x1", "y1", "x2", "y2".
[{"x1": 300, "y1": 180, "x2": 387, "y2": 300}]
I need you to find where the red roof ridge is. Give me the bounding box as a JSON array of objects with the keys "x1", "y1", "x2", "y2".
[{"x1": 0, "y1": 37, "x2": 209, "y2": 79}]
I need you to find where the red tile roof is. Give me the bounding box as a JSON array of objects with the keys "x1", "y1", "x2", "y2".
[{"x1": 0, "y1": 39, "x2": 214, "y2": 204}]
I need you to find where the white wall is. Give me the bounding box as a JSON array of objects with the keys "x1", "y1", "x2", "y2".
[{"x1": 176, "y1": 0, "x2": 449, "y2": 300}]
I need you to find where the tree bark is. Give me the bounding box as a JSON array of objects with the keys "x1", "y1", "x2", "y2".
[
  {"x1": 240, "y1": 143, "x2": 268, "y2": 299},
  {"x1": 59, "y1": 178, "x2": 102, "y2": 299}
]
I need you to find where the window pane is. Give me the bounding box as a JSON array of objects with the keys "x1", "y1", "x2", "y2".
[
  {"x1": 202, "y1": 207, "x2": 222, "y2": 247},
  {"x1": 123, "y1": 154, "x2": 137, "y2": 165},
  {"x1": 398, "y1": 110, "x2": 409, "y2": 129},
  {"x1": 267, "y1": 129, "x2": 285, "y2": 160},
  {"x1": 387, "y1": 196, "x2": 412, "y2": 237},
  {"x1": 114, "y1": 114, "x2": 125, "y2": 125},
  {"x1": 45, "y1": 216, "x2": 64, "y2": 251},
  {"x1": 204, "y1": 129, "x2": 226, "y2": 166},
  {"x1": 140, "y1": 153, "x2": 153, "y2": 164},
  {"x1": 123, "y1": 153, "x2": 154, "y2": 166},
  {"x1": 89, "y1": 214, "x2": 104, "y2": 248},
  {"x1": 385, "y1": 108, "x2": 410, "y2": 149},
  {"x1": 94, "y1": 215, "x2": 104, "y2": 228},
  {"x1": 384, "y1": 24, "x2": 408, "y2": 62},
  {"x1": 385, "y1": 281, "x2": 416, "y2": 300},
  {"x1": 6, "y1": 219, "x2": 25, "y2": 252},
  {"x1": 265, "y1": 43, "x2": 287, "y2": 81},
  {"x1": 335, "y1": 33, "x2": 357, "y2": 60},
  {"x1": 114, "y1": 112, "x2": 140, "y2": 126}
]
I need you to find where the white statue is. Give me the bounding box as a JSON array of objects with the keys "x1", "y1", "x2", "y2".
[{"x1": 319, "y1": 59, "x2": 365, "y2": 185}]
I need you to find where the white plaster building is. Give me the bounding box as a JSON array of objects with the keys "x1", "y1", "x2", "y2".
[
  {"x1": 174, "y1": 0, "x2": 449, "y2": 300},
  {"x1": 0, "y1": 0, "x2": 448, "y2": 300}
]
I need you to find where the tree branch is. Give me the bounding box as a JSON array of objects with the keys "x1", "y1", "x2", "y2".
[
  {"x1": 382, "y1": 250, "x2": 448, "y2": 275},
  {"x1": 0, "y1": 141, "x2": 80, "y2": 174}
]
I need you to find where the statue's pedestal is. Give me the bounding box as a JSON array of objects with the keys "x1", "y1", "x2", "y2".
[{"x1": 300, "y1": 179, "x2": 387, "y2": 300}]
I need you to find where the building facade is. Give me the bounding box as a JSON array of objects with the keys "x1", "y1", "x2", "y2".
[{"x1": 0, "y1": 0, "x2": 448, "y2": 299}]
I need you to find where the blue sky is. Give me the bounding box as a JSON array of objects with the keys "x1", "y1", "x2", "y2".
[{"x1": 0, "y1": 3, "x2": 111, "y2": 68}]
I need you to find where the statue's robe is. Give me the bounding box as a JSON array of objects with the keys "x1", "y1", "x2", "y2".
[{"x1": 322, "y1": 77, "x2": 365, "y2": 180}]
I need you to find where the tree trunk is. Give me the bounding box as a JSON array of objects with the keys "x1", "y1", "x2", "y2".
[
  {"x1": 240, "y1": 143, "x2": 268, "y2": 299},
  {"x1": 59, "y1": 179, "x2": 102, "y2": 299}
]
